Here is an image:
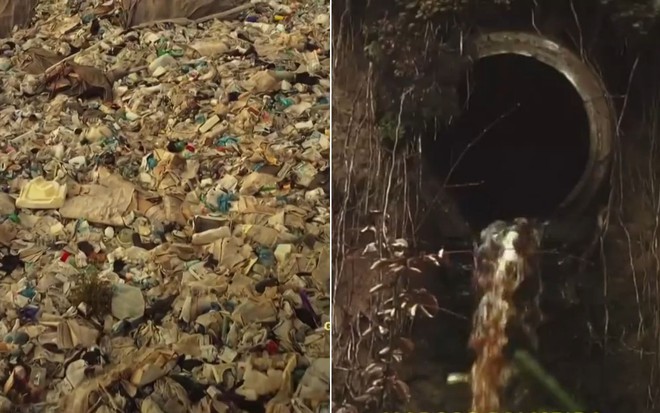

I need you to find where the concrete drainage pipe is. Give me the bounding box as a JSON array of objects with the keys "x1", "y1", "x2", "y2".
[{"x1": 430, "y1": 32, "x2": 615, "y2": 229}]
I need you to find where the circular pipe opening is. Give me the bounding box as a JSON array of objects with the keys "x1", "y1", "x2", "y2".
[
  {"x1": 448, "y1": 54, "x2": 590, "y2": 224},
  {"x1": 425, "y1": 32, "x2": 614, "y2": 230}
]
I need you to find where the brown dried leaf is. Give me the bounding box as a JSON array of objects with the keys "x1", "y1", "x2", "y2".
[
  {"x1": 409, "y1": 303, "x2": 418, "y2": 317},
  {"x1": 392, "y1": 379, "x2": 411, "y2": 402},
  {"x1": 377, "y1": 308, "x2": 395, "y2": 317},
  {"x1": 419, "y1": 305, "x2": 434, "y2": 318},
  {"x1": 398, "y1": 337, "x2": 415, "y2": 354},
  {"x1": 370, "y1": 377, "x2": 384, "y2": 387},
  {"x1": 352, "y1": 394, "x2": 375, "y2": 403},
  {"x1": 425, "y1": 254, "x2": 442, "y2": 266},
  {"x1": 369, "y1": 283, "x2": 386, "y2": 294},
  {"x1": 365, "y1": 384, "x2": 383, "y2": 395},
  {"x1": 390, "y1": 238, "x2": 408, "y2": 248},
  {"x1": 364, "y1": 363, "x2": 385, "y2": 379},
  {"x1": 408, "y1": 289, "x2": 440, "y2": 316},
  {"x1": 392, "y1": 265, "x2": 406, "y2": 273},
  {"x1": 369, "y1": 258, "x2": 389, "y2": 270},
  {"x1": 362, "y1": 242, "x2": 378, "y2": 254}
]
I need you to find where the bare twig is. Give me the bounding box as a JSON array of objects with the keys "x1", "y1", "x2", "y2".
[
  {"x1": 382, "y1": 87, "x2": 413, "y2": 241},
  {"x1": 569, "y1": 0, "x2": 584, "y2": 60},
  {"x1": 443, "y1": 103, "x2": 519, "y2": 187}
]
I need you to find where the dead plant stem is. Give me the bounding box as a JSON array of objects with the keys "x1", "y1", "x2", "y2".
[
  {"x1": 442, "y1": 103, "x2": 519, "y2": 188},
  {"x1": 381, "y1": 87, "x2": 413, "y2": 241}
]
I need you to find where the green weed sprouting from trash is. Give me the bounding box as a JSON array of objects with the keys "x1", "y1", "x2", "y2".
[{"x1": 69, "y1": 268, "x2": 113, "y2": 317}]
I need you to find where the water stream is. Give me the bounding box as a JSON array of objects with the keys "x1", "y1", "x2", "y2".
[{"x1": 469, "y1": 219, "x2": 543, "y2": 413}]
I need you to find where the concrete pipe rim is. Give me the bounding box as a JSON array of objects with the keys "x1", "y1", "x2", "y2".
[{"x1": 469, "y1": 31, "x2": 615, "y2": 217}]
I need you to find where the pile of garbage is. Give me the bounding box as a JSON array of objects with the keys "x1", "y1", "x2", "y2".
[{"x1": 0, "y1": 0, "x2": 330, "y2": 412}]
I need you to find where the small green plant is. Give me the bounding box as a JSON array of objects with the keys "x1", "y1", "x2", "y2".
[{"x1": 69, "y1": 269, "x2": 113, "y2": 318}]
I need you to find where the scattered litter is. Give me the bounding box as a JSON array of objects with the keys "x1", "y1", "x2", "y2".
[{"x1": 0, "y1": 0, "x2": 330, "y2": 411}]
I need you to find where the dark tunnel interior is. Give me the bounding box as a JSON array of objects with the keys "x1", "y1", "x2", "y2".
[{"x1": 424, "y1": 54, "x2": 592, "y2": 231}]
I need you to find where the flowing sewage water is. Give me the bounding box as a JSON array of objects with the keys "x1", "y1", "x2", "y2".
[{"x1": 469, "y1": 219, "x2": 543, "y2": 413}]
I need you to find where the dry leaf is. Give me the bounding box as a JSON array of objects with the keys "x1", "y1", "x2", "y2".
[{"x1": 392, "y1": 379, "x2": 411, "y2": 402}]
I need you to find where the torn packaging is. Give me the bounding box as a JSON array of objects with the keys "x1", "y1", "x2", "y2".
[{"x1": 59, "y1": 169, "x2": 135, "y2": 226}]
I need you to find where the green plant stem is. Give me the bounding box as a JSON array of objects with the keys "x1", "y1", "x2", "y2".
[{"x1": 513, "y1": 349, "x2": 586, "y2": 412}]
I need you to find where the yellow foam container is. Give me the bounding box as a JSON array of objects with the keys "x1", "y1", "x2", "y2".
[{"x1": 16, "y1": 177, "x2": 67, "y2": 209}]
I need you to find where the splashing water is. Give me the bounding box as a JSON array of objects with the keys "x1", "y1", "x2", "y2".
[{"x1": 469, "y1": 219, "x2": 543, "y2": 413}]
